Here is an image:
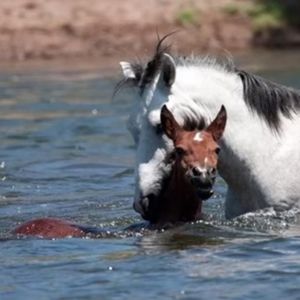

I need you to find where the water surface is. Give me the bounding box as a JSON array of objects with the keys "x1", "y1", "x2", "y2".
[{"x1": 1, "y1": 54, "x2": 300, "y2": 300}]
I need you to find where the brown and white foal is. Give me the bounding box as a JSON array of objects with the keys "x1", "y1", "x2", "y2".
[{"x1": 147, "y1": 105, "x2": 227, "y2": 225}]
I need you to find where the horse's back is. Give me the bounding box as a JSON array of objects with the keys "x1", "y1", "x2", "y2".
[{"x1": 13, "y1": 218, "x2": 86, "y2": 238}]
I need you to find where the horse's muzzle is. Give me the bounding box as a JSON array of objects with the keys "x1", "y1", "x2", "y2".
[{"x1": 134, "y1": 194, "x2": 160, "y2": 222}]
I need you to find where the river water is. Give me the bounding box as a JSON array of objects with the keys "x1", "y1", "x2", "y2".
[{"x1": 1, "y1": 54, "x2": 300, "y2": 299}]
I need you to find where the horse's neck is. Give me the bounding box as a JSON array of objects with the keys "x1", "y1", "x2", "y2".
[
  {"x1": 220, "y1": 116, "x2": 300, "y2": 218},
  {"x1": 175, "y1": 65, "x2": 300, "y2": 216},
  {"x1": 217, "y1": 90, "x2": 300, "y2": 203},
  {"x1": 218, "y1": 116, "x2": 278, "y2": 209},
  {"x1": 175, "y1": 65, "x2": 280, "y2": 168}
]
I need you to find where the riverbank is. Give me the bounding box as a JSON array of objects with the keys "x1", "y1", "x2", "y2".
[{"x1": 0, "y1": 0, "x2": 300, "y2": 63}]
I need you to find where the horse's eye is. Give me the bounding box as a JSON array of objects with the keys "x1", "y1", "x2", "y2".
[
  {"x1": 155, "y1": 124, "x2": 163, "y2": 135},
  {"x1": 175, "y1": 147, "x2": 186, "y2": 156},
  {"x1": 215, "y1": 147, "x2": 220, "y2": 155}
]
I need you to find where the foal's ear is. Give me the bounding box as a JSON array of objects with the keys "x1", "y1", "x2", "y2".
[
  {"x1": 206, "y1": 105, "x2": 227, "y2": 141},
  {"x1": 160, "y1": 105, "x2": 181, "y2": 140}
]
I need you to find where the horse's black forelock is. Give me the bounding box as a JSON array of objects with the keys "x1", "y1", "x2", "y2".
[
  {"x1": 138, "y1": 33, "x2": 174, "y2": 93},
  {"x1": 237, "y1": 69, "x2": 300, "y2": 132},
  {"x1": 114, "y1": 33, "x2": 175, "y2": 97}
]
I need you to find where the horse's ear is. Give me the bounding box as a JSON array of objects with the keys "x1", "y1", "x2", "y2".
[
  {"x1": 120, "y1": 61, "x2": 137, "y2": 80},
  {"x1": 206, "y1": 105, "x2": 227, "y2": 141},
  {"x1": 161, "y1": 53, "x2": 176, "y2": 87},
  {"x1": 160, "y1": 105, "x2": 181, "y2": 140}
]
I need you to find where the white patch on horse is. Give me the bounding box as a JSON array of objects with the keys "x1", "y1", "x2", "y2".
[
  {"x1": 120, "y1": 61, "x2": 136, "y2": 79},
  {"x1": 193, "y1": 132, "x2": 203, "y2": 142}
]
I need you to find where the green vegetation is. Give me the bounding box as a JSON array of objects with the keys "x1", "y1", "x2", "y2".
[
  {"x1": 222, "y1": 3, "x2": 240, "y2": 16},
  {"x1": 246, "y1": 1, "x2": 300, "y2": 32},
  {"x1": 176, "y1": 8, "x2": 200, "y2": 26},
  {"x1": 222, "y1": 3, "x2": 257, "y2": 18},
  {"x1": 222, "y1": 1, "x2": 300, "y2": 33},
  {"x1": 248, "y1": 1, "x2": 285, "y2": 31}
]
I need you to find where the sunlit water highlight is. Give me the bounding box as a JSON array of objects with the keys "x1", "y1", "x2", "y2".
[{"x1": 1, "y1": 59, "x2": 300, "y2": 299}]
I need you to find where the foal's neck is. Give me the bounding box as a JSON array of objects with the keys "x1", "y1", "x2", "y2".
[{"x1": 157, "y1": 159, "x2": 202, "y2": 224}]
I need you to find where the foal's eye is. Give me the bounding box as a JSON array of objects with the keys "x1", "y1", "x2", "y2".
[{"x1": 215, "y1": 147, "x2": 221, "y2": 155}]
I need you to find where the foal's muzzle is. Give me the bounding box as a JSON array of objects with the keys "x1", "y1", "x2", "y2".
[{"x1": 189, "y1": 167, "x2": 216, "y2": 200}]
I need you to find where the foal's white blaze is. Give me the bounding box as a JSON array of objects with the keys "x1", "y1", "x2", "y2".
[
  {"x1": 192, "y1": 157, "x2": 209, "y2": 175},
  {"x1": 204, "y1": 157, "x2": 209, "y2": 167},
  {"x1": 193, "y1": 132, "x2": 203, "y2": 142}
]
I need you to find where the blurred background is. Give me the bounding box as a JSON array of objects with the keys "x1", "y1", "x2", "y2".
[{"x1": 0, "y1": 0, "x2": 300, "y2": 65}]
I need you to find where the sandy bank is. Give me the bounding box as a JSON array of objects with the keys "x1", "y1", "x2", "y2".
[
  {"x1": 0, "y1": 0, "x2": 299, "y2": 63},
  {"x1": 0, "y1": 0, "x2": 253, "y2": 62}
]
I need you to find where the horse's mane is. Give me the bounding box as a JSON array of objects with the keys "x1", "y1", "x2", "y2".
[
  {"x1": 237, "y1": 70, "x2": 300, "y2": 131},
  {"x1": 175, "y1": 55, "x2": 235, "y2": 72},
  {"x1": 173, "y1": 55, "x2": 300, "y2": 132}
]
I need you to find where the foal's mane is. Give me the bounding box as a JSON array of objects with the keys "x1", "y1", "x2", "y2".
[{"x1": 181, "y1": 115, "x2": 206, "y2": 132}]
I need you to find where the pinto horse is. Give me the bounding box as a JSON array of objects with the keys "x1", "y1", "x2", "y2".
[
  {"x1": 13, "y1": 106, "x2": 226, "y2": 238},
  {"x1": 120, "y1": 37, "x2": 300, "y2": 220},
  {"x1": 146, "y1": 104, "x2": 226, "y2": 224}
]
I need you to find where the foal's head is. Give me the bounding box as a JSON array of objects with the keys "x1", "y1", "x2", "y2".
[
  {"x1": 161, "y1": 105, "x2": 227, "y2": 202},
  {"x1": 147, "y1": 105, "x2": 227, "y2": 225}
]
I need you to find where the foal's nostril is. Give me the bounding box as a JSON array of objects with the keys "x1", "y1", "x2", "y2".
[
  {"x1": 192, "y1": 167, "x2": 202, "y2": 177},
  {"x1": 210, "y1": 168, "x2": 217, "y2": 178}
]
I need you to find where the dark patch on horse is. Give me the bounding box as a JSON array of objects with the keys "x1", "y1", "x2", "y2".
[
  {"x1": 139, "y1": 33, "x2": 174, "y2": 93},
  {"x1": 238, "y1": 70, "x2": 300, "y2": 131},
  {"x1": 139, "y1": 31, "x2": 177, "y2": 94}
]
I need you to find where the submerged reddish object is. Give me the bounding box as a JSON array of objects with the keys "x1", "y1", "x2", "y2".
[{"x1": 13, "y1": 218, "x2": 86, "y2": 238}]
